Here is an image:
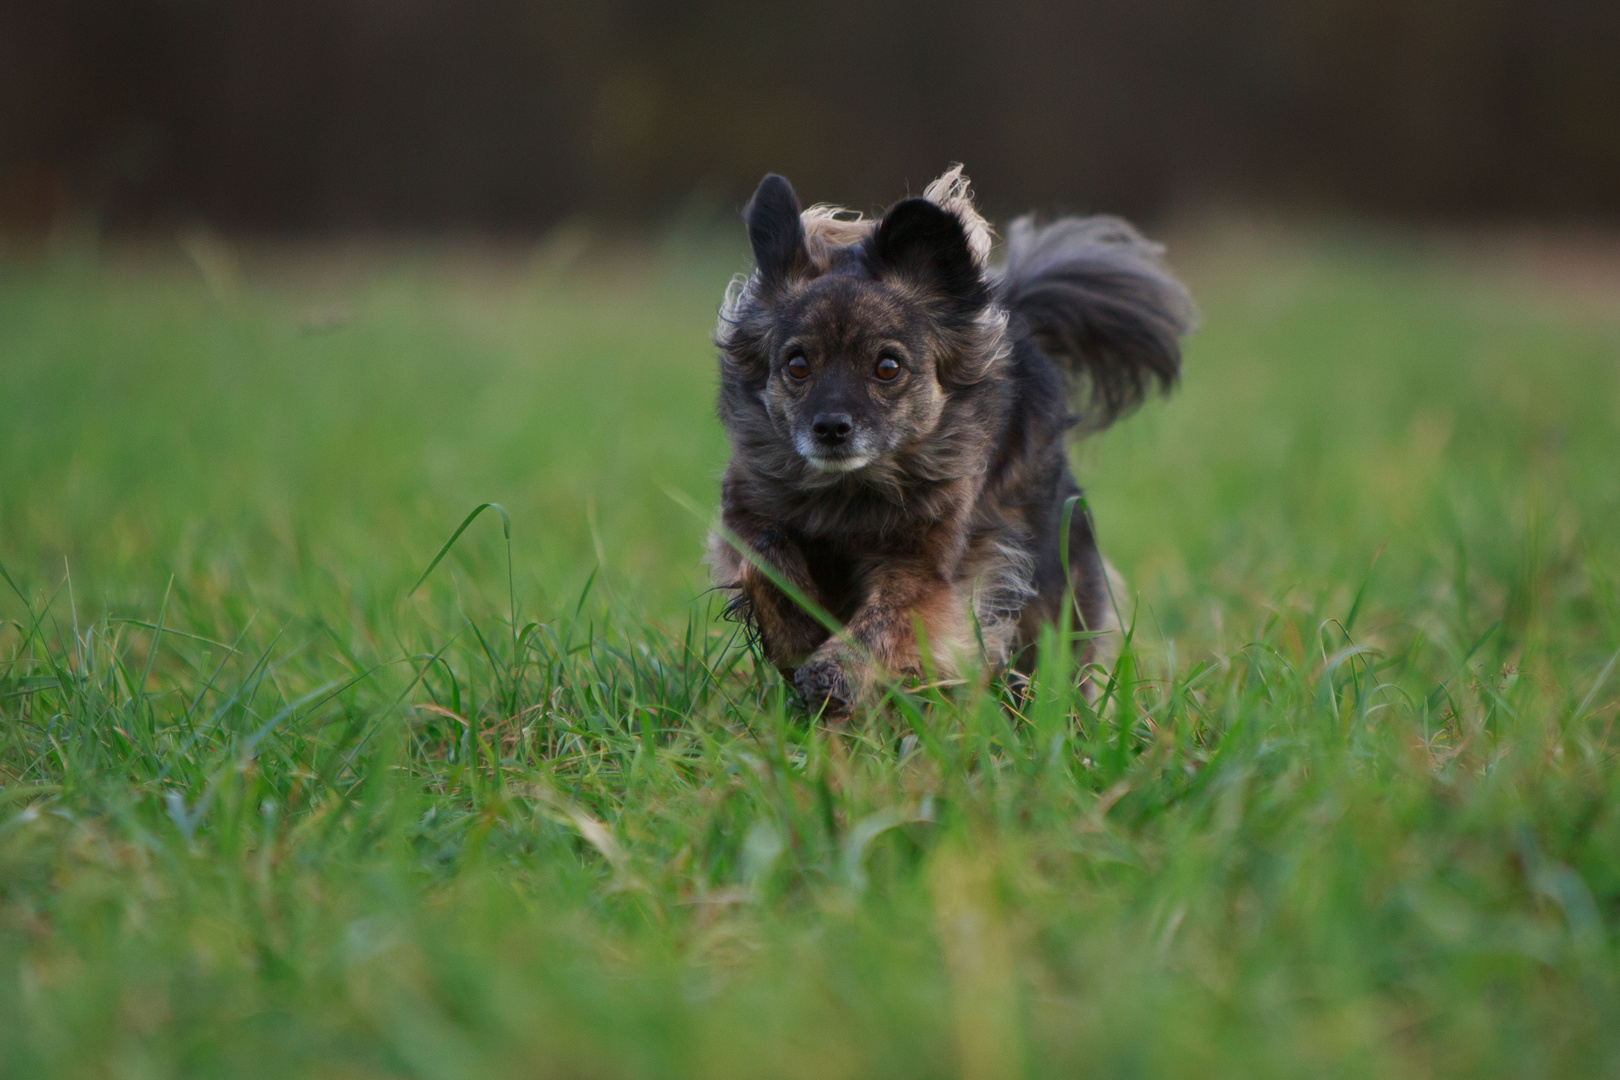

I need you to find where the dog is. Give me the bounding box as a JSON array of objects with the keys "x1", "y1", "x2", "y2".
[{"x1": 709, "y1": 166, "x2": 1193, "y2": 716}]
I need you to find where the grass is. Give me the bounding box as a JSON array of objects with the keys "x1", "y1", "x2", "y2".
[{"x1": 2, "y1": 226, "x2": 1619, "y2": 1078}]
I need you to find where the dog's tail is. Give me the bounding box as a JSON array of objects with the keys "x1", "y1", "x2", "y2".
[{"x1": 991, "y1": 214, "x2": 1195, "y2": 432}]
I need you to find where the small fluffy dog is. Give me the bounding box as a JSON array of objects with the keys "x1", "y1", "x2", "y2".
[{"x1": 709, "y1": 166, "x2": 1193, "y2": 715}]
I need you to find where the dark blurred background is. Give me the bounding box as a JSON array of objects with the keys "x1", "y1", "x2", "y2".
[{"x1": 3, "y1": 0, "x2": 1617, "y2": 236}]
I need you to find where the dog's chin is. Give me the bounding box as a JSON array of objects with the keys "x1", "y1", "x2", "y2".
[{"x1": 804, "y1": 452, "x2": 871, "y2": 475}]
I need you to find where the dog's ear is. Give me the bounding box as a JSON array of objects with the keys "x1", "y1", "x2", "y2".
[
  {"x1": 870, "y1": 197, "x2": 979, "y2": 296},
  {"x1": 745, "y1": 174, "x2": 807, "y2": 288}
]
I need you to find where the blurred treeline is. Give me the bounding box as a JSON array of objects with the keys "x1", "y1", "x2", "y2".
[{"x1": 2, "y1": 0, "x2": 1617, "y2": 235}]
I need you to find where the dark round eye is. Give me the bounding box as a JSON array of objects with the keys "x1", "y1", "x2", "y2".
[
  {"x1": 785, "y1": 353, "x2": 810, "y2": 380},
  {"x1": 874, "y1": 355, "x2": 901, "y2": 382}
]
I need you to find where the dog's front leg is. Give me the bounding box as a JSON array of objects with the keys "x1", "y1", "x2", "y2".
[
  {"x1": 793, "y1": 560, "x2": 966, "y2": 717},
  {"x1": 714, "y1": 517, "x2": 831, "y2": 676}
]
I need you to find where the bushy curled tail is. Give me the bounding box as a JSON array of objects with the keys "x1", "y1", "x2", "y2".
[{"x1": 992, "y1": 214, "x2": 1195, "y2": 431}]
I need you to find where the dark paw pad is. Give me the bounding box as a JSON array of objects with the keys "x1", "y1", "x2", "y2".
[{"x1": 793, "y1": 659, "x2": 854, "y2": 718}]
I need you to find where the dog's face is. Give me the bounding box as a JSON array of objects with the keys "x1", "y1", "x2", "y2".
[
  {"x1": 727, "y1": 175, "x2": 991, "y2": 480},
  {"x1": 766, "y1": 274, "x2": 947, "y2": 474}
]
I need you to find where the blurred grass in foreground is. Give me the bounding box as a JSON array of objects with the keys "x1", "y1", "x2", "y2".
[{"x1": 2, "y1": 227, "x2": 1619, "y2": 1078}]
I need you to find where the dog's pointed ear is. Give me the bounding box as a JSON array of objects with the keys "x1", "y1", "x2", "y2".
[
  {"x1": 745, "y1": 174, "x2": 807, "y2": 288},
  {"x1": 870, "y1": 197, "x2": 980, "y2": 295}
]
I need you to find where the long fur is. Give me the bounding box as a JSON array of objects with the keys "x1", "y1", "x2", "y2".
[
  {"x1": 709, "y1": 166, "x2": 1193, "y2": 715},
  {"x1": 993, "y1": 214, "x2": 1196, "y2": 429}
]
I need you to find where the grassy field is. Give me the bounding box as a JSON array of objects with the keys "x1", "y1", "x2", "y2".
[{"x1": 2, "y1": 226, "x2": 1619, "y2": 1079}]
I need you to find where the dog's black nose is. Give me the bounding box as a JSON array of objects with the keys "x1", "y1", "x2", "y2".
[{"x1": 811, "y1": 413, "x2": 853, "y2": 445}]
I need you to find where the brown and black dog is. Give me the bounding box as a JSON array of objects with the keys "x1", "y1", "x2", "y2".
[{"x1": 709, "y1": 167, "x2": 1193, "y2": 716}]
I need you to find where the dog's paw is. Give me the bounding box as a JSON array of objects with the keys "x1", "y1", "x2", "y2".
[{"x1": 793, "y1": 657, "x2": 855, "y2": 718}]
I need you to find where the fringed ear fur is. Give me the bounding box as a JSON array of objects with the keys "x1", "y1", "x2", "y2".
[
  {"x1": 745, "y1": 174, "x2": 808, "y2": 289},
  {"x1": 920, "y1": 164, "x2": 993, "y2": 269}
]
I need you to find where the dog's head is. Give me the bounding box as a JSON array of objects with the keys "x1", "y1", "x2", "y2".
[{"x1": 718, "y1": 172, "x2": 1004, "y2": 482}]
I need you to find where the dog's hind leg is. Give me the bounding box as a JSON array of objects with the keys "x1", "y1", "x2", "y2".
[
  {"x1": 1061, "y1": 498, "x2": 1128, "y2": 701},
  {"x1": 1077, "y1": 558, "x2": 1127, "y2": 701}
]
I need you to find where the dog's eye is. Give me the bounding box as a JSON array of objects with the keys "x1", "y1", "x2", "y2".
[
  {"x1": 785, "y1": 353, "x2": 810, "y2": 380},
  {"x1": 874, "y1": 355, "x2": 901, "y2": 382}
]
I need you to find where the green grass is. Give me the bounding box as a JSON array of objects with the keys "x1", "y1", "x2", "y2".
[{"x1": 2, "y1": 229, "x2": 1619, "y2": 1079}]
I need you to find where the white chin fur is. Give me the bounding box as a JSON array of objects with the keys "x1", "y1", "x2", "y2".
[{"x1": 806, "y1": 454, "x2": 870, "y2": 474}]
